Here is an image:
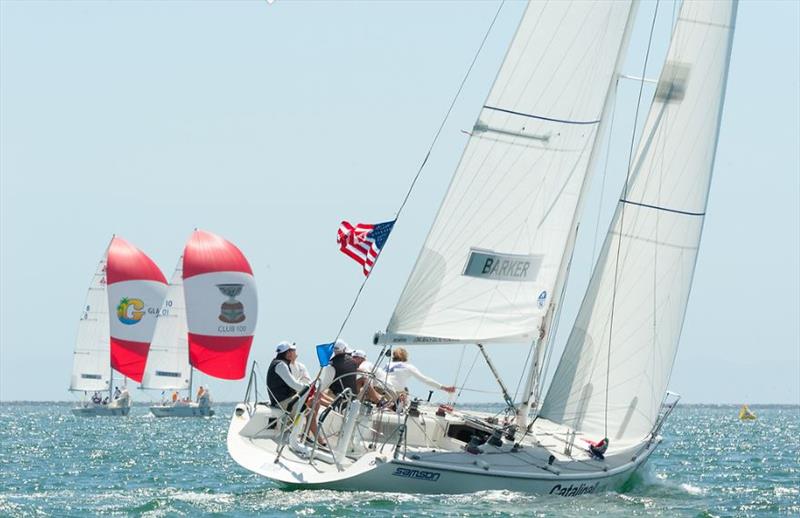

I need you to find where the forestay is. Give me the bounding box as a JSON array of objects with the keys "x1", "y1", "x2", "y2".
[
  {"x1": 386, "y1": 1, "x2": 636, "y2": 344},
  {"x1": 70, "y1": 258, "x2": 111, "y2": 392},
  {"x1": 539, "y1": 1, "x2": 738, "y2": 446},
  {"x1": 141, "y1": 260, "x2": 191, "y2": 391}
]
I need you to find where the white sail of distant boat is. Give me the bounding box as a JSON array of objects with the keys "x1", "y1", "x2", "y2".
[
  {"x1": 71, "y1": 237, "x2": 167, "y2": 416},
  {"x1": 227, "y1": 0, "x2": 738, "y2": 494},
  {"x1": 141, "y1": 260, "x2": 191, "y2": 391},
  {"x1": 141, "y1": 258, "x2": 214, "y2": 417},
  {"x1": 143, "y1": 230, "x2": 258, "y2": 417},
  {"x1": 70, "y1": 258, "x2": 111, "y2": 393}
]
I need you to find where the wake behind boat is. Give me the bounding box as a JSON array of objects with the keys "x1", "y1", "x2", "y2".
[{"x1": 227, "y1": 0, "x2": 737, "y2": 495}]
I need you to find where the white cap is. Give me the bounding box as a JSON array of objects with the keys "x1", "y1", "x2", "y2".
[
  {"x1": 276, "y1": 341, "x2": 297, "y2": 354},
  {"x1": 334, "y1": 339, "x2": 349, "y2": 353},
  {"x1": 352, "y1": 349, "x2": 367, "y2": 359}
]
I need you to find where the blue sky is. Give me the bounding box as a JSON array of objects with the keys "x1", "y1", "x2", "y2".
[{"x1": 1, "y1": 0, "x2": 798, "y2": 404}]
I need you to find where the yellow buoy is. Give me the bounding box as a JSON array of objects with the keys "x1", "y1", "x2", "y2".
[{"x1": 739, "y1": 404, "x2": 757, "y2": 420}]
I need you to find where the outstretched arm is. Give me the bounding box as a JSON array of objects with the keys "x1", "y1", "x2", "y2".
[{"x1": 406, "y1": 364, "x2": 455, "y2": 392}]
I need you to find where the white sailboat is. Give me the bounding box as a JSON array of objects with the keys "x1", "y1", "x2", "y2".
[
  {"x1": 143, "y1": 230, "x2": 259, "y2": 417},
  {"x1": 70, "y1": 257, "x2": 127, "y2": 416},
  {"x1": 142, "y1": 259, "x2": 214, "y2": 417},
  {"x1": 71, "y1": 237, "x2": 167, "y2": 416},
  {"x1": 227, "y1": 0, "x2": 737, "y2": 494}
]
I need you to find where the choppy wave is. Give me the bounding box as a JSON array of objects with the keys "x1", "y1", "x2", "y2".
[{"x1": 0, "y1": 404, "x2": 798, "y2": 516}]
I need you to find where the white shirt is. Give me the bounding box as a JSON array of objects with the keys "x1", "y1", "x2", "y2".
[
  {"x1": 290, "y1": 360, "x2": 311, "y2": 384},
  {"x1": 357, "y1": 360, "x2": 374, "y2": 376},
  {"x1": 273, "y1": 361, "x2": 305, "y2": 392},
  {"x1": 382, "y1": 361, "x2": 443, "y2": 392},
  {"x1": 319, "y1": 364, "x2": 335, "y2": 392}
]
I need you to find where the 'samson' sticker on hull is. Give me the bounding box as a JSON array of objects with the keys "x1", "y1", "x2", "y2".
[{"x1": 463, "y1": 249, "x2": 542, "y2": 282}]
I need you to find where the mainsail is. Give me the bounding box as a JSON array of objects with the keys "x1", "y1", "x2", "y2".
[
  {"x1": 141, "y1": 259, "x2": 191, "y2": 391},
  {"x1": 106, "y1": 237, "x2": 168, "y2": 382},
  {"x1": 70, "y1": 258, "x2": 111, "y2": 392},
  {"x1": 539, "y1": 1, "x2": 738, "y2": 446},
  {"x1": 386, "y1": 1, "x2": 636, "y2": 344},
  {"x1": 183, "y1": 230, "x2": 258, "y2": 380}
]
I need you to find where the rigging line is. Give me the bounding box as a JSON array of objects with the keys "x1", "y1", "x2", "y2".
[
  {"x1": 604, "y1": 0, "x2": 661, "y2": 439},
  {"x1": 333, "y1": 0, "x2": 507, "y2": 341},
  {"x1": 395, "y1": 0, "x2": 507, "y2": 222},
  {"x1": 511, "y1": 337, "x2": 535, "y2": 402},
  {"x1": 456, "y1": 349, "x2": 481, "y2": 402}
]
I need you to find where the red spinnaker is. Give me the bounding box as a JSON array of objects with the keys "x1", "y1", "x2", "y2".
[
  {"x1": 106, "y1": 237, "x2": 167, "y2": 382},
  {"x1": 183, "y1": 230, "x2": 258, "y2": 380}
]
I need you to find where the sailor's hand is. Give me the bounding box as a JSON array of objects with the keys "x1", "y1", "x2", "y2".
[{"x1": 442, "y1": 385, "x2": 456, "y2": 394}]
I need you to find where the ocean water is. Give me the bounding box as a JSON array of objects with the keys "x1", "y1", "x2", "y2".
[{"x1": 0, "y1": 403, "x2": 797, "y2": 517}]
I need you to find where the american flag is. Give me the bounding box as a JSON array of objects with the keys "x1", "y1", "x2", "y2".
[{"x1": 337, "y1": 220, "x2": 396, "y2": 276}]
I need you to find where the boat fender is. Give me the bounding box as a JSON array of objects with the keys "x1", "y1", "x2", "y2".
[{"x1": 548, "y1": 454, "x2": 556, "y2": 465}]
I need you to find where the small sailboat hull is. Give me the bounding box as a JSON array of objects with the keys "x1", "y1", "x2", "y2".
[
  {"x1": 71, "y1": 403, "x2": 131, "y2": 417},
  {"x1": 227, "y1": 403, "x2": 657, "y2": 495},
  {"x1": 150, "y1": 403, "x2": 214, "y2": 417}
]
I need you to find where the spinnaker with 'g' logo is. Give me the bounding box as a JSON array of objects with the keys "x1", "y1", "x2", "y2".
[
  {"x1": 106, "y1": 237, "x2": 168, "y2": 382},
  {"x1": 182, "y1": 230, "x2": 258, "y2": 380},
  {"x1": 70, "y1": 236, "x2": 167, "y2": 416}
]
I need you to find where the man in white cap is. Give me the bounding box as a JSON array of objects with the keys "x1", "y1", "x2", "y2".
[
  {"x1": 276, "y1": 340, "x2": 311, "y2": 384},
  {"x1": 319, "y1": 339, "x2": 355, "y2": 398},
  {"x1": 267, "y1": 341, "x2": 308, "y2": 411},
  {"x1": 352, "y1": 350, "x2": 373, "y2": 374},
  {"x1": 320, "y1": 340, "x2": 382, "y2": 406},
  {"x1": 267, "y1": 341, "x2": 325, "y2": 442}
]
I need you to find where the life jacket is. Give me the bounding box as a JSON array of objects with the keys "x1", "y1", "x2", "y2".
[
  {"x1": 329, "y1": 353, "x2": 358, "y2": 396},
  {"x1": 267, "y1": 358, "x2": 296, "y2": 405}
]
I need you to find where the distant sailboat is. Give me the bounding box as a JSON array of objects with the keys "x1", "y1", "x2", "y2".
[
  {"x1": 144, "y1": 230, "x2": 258, "y2": 417},
  {"x1": 228, "y1": 0, "x2": 738, "y2": 494},
  {"x1": 739, "y1": 405, "x2": 756, "y2": 421},
  {"x1": 71, "y1": 237, "x2": 167, "y2": 416}
]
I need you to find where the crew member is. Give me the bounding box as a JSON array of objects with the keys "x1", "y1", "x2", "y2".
[
  {"x1": 382, "y1": 347, "x2": 456, "y2": 395},
  {"x1": 267, "y1": 342, "x2": 308, "y2": 411}
]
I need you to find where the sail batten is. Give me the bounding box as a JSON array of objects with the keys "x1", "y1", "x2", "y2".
[
  {"x1": 387, "y1": 1, "x2": 636, "y2": 344},
  {"x1": 540, "y1": 0, "x2": 739, "y2": 446}
]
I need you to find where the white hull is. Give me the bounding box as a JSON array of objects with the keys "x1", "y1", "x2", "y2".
[
  {"x1": 72, "y1": 400, "x2": 131, "y2": 417},
  {"x1": 227, "y1": 403, "x2": 659, "y2": 495},
  {"x1": 150, "y1": 402, "x2": 214, "y2": 417}
]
